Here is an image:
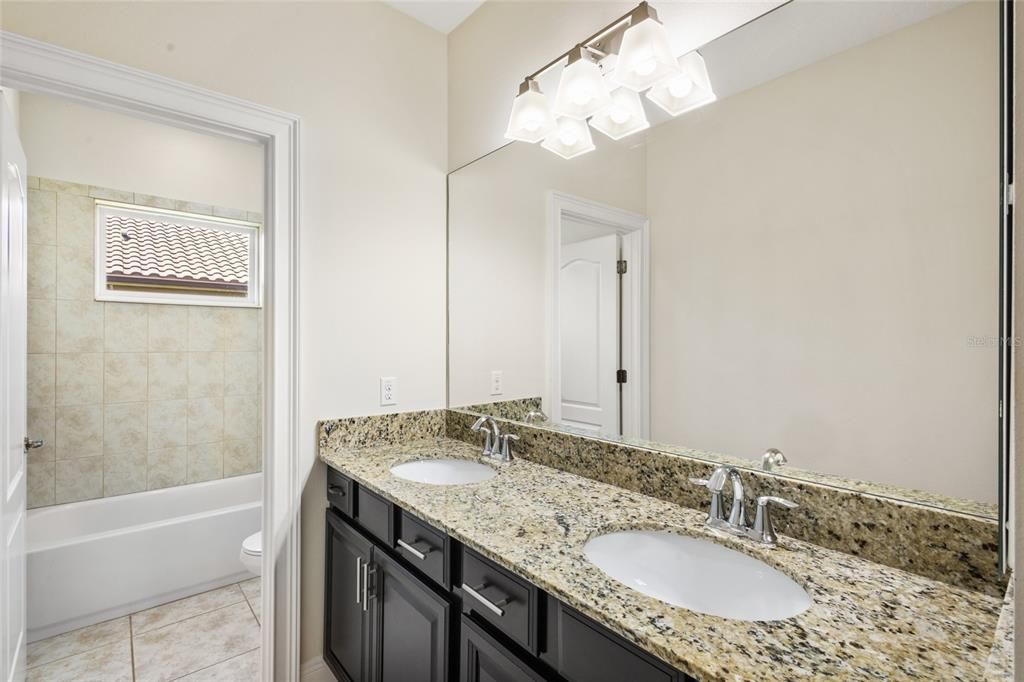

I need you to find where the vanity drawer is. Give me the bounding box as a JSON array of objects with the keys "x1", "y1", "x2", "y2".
[
  {"x1": 354, "y1": 485, "x2": 394, "y2": 547},
  {"x1": 325, "y1": 468, "x2": 353, "y2": 517},
  {"x1": 396, "y1": 511, "x2": 450, "y2": 589},
  {"x1": 459, "y1": 547, "x2": 540, "y2": 655}
]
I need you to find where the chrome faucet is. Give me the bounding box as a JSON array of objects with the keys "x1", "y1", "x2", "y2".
[
  {"x1": 470, "y1": 416, "x2": 517, "y2": 462},
  {"x1": 761, "y1": 448, "x2": 787, "y2": 472},
  {"x1": 470, "y1": 416, "x2": 494, "y2": 456},
  {"x1": 524, "y1": 409, "x2": 548, "y2": 424},
  {"x1": 690, "y1": 466, "x2": 797, "y2": 547}
]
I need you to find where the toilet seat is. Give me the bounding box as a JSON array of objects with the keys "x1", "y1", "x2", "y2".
[{"x1": 240, "y1": 531, "x2": 262, "y2": 576}]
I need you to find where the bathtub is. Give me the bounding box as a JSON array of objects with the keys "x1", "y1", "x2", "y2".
[{"x1": 26, "y1": 474, "x2": 261, "y2": 642}]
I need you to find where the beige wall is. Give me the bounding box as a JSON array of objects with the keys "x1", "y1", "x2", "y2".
[
  {"x1": 448, "y1": 140, "x2": 645, "y2": 408},
  {"x1": 3, "y1": 0, "x2": 448, "y2": 666},
  {"x1": 25, "y1": 177, "x2": 264, "y2": 508}
]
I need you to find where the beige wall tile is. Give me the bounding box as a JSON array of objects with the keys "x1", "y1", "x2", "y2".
[
  {"x1": 246, "y1": 211, "x2": 263, "y2": 224},
  {"x1": 28, "y1": 354, "x2": 56, "y2": 408},
  {"x1": 27, "y1": 407, "x2": 56, "y2": 462},
  {"x1": 147, "y1": 400, "x2": 187, "y2": 450},
  {"x1": 28, "y1": 243, "x2": 56, "y2": 299},
  {"x1": 56, "y1": 193, "x2": 94, "y2": 248},
  {"x1": 56, "y1": 300, "x2": 104, "y2": 353},
  {"x1": 174, "y1": 200, "x2": 213, "y2": 215},
  {"x1": 40, "y1": 178, "x2": 89, "y2": 196},
  {"x1": 27, "y1": 460, "x2": 55, "y2": 509},
  {"x1": 28, "y1": 189, "x2": 57, "y2": 245},
  {"x1": 27, "y1": 176, "x2": 39, "y2": 190},
  {"x1": 28, "y1": 299, "x2": 56, "y2": 354},
  {"x1": 188, "y1": 352, "x2": 224, "y2": 399},
  {"x1": 224, "y1": 352, "x2": 257, "y2": 396},
  {"x1": 55, "y1": 457, "x2": 103, "y2": 503},
  {"x1": 223, "y1": 439, "x2": 259, "y2": 477},
  {"x1": 148, "y1": 353, "x2": 187, "y2": 400},
  {"x1": 212, "y1": 206, "x2": 247, "y2": 220},
  {"x1": 104, "y1": 353, "x2": 148, "y2": 403},
  {"x1": 133, "y1": 194, "x2": 175, "y2": 210},
  {"x1": 187, "y1": 307, "x2": 220, "y2": 351},
  {"x1": 187, "y1": 442, "x2": 222, "y2": 483},
  {"x1": 148, "y1": 306, "x2": 188, "y2": 352},
  {"x1": 147, "y1": 447, "x2": 186, "y2": 489},
  {"x1": 55, "y1": 404, "x2": 104, "y2": 459},
  {"x1": 55, "y1": 353, "x2": 103, "y2": 406},
  {"x1": 103, "y1": 403, "x2": 147, "y2": 453},
  {"x1": 187, "y1": 398, "x2": 223, "y2": 445},
  {"x1": 89, "y1": 186, "x2": 133, "y2": 202},
  {"x1": 222, "y1": 308, "x2": 259, "y2": 351},
  {"x1": 55, "y1": 243, "x2": 94, "y2": 301},
  {"x1": 104, "y1": 303, "x2": 148, "y2": 352},
  {"x1": 224, "y1": 395, "x2": 257, "y2": 442},
  {"x1": 103, "y1": 450, "x2": 147, "y2": 496}
]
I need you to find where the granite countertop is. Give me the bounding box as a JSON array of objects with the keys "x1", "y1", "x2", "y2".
[{"x1": 320, "y1": 437, "x2": 1005, "y2": 681}]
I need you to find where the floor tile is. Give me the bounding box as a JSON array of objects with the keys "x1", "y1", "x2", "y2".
[
  {"x1": 239, "y1": 578, "x2": 261, "y2": 623},
  {"x1": 26, "y1": 639, "x2": 132, "y2": 682},
  {"x1": 27, "y1": 616, "x2": 129, "y2": 669},
  {"x1": 132, "y1": 602, "x2": 260, "y2": 681},
  {"x1": 131, "y1": 584, "x2": 246, "y2": 636},
  {"x1": 176, "y1": 648, "x2": 260, "y2": 681}
]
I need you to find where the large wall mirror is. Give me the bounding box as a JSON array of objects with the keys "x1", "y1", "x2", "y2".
[{"x1": 448, "y1": 0, "x2": 1008, "y2": 526}]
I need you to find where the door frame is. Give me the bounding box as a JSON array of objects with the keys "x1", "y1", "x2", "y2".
[
  {"x1": 0, "y1": 33, "x2": 302, "y2": 680},
  {"x1": 546, "y1": 191, "x2": 649, "y2": 439}
]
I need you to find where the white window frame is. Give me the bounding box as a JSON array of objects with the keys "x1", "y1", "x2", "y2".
[{"x1": 94, "y1": 200, "x2": 262, "y2": 307}]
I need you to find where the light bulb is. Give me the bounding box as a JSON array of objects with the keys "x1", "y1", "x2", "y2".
[
  {"x1": 522, "y1": 114, "x2": 542, "y2": 132},
  {"x1": 542, "y1": 117, "x2": 595, "y2": 159},
  {"x1": 559, "y1": 128, "x2": 580, "y2": 146},
  {"x1": 612, "y1": 11, "x2": 680, "y2": 91},
  {"x1": 504, "y1": 80, "x2": 557, "y2": 143},
  {"x1": 589, "y1": 87, "x2": 649, "y2": 141},
  {"x1": 668, "y1": 76, "x2": 693, "y2": 98},
  {"x1": 553, "y1": 47, "x2": 612, "y2": 119},
  {"x1": 609, "y1": 106, "x2": 632, "y2": 125},
  {"x1": 646, "y1": 50, "x2": 716, "y2": 117},
  {"x1": 570, "y1": 86, "x2": 594, "y2": 107},
  {"x1": 635, "y1": 58, "x2": 657, "y2": 77}
]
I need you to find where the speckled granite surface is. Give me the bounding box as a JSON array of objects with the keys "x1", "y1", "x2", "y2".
[
  {"x1": 319, "y1": 436, "x2": 1004, "y2": 681},
  {"x1": 446, "y1": 410, "x2": 1003, "y2": 597},
  {"x1": 984, "y1": 577, "x2": 1014, "y2": 679},
  {"x1": 452, "y1": 397, "x2": 542, "y2": 421},
  {"x1": 318, "y1": 410, "x2": 444, "y2": 450}
]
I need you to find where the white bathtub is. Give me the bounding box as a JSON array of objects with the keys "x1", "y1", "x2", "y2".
[{"x1": 27, "y1": 474, "x2": 261, "y2": 642}]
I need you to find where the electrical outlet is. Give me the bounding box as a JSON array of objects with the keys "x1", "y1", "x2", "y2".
[
  {"x1": 490, "y1": 370, "x2": 503, "y2": 396},
  {"x1": 380, "y1": 377, "x2": 397, "y2": 406}
]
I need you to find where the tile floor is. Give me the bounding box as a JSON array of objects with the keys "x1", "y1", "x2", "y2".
[{"x1": 26, "y1": 578, "x2": 262, "y2": 682}]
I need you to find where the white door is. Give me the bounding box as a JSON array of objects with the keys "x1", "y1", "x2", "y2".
[
  {"x1": 0, "y1": 93, "x2": 28, "y2": 682},
  {"x1": 559, "y1": 233, "x2": 620, "y2": 434}
]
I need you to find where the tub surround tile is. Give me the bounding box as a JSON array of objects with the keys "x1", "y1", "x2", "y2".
[
  {"x1": 55, "y1": 300, "x2": 104, "y2": 353},
  {"x1": 320, "y1": 435, "x2": 1003, "y2": 682},
  {"x1": 133, "y1": 193, "x2": 176, "y2": 210},
  {"x1": 223, "y1": 395, "x2": 257, "y2": 441},
  {"x1": 103, "y1": 353, "x2": 148, "y2": 403},
  {"x1": 26, "y1": 639, "x2": 133, "y2": 682},
  {"x1": 147, "y1": 400, "x2": 188, "y2": 450},
  {"x1": 103, "y1": 450, "x2": 147, "y2": 496},
  {"x1": 177, "y1": 648, "x2": 260, "y2": 681},
  {"x1": 148, "y1": 306, "x2": 188, "y2": 352},
  {"x1": 223, "y1": 351, "x2": 257, "y2": 396},
  {"x1": 187, "y1": 307, "x2": 222, "y2": 352},
  {"x1": 89, "y1": 186, "x2": 133, "y2": 203},
  {"x1": 188, "y1": 442, "x2": 223, "y2": 483},
  {"x1": 28, "y1": 354, "x2": 56, "y2": 408},
  {"x1": 131, "y1": 584, "x2": 246, "y2": 636},
  {"x1": 55, "y1": 404, "x2": 103, "y2": 458},
  {"x1": 188, "y1": 351, "x2": 225, "y2": 399},
  {"x1": 27, "y1": 460, "x2": 55, "y2": 509},
  {"x1": 28, "y1": 299, "x2": 56, "y2": 354},
  {"x1": 55, "y1": 244, "x2": 93, "y2": 301},
  {"x1": 446, "y1": 410, "x2": 1003, "y2": 596},
  {"x1": 224, "y1": 439, "x2": 259, "y2": 477},
  {"x1": 28, "y1": 188, "x2": 57, "y2": 245},
  {"x1": 27, "y1": 616, "x2": 129, "y2": 669},
  {"x1": 132, "y1": 602, "x2": 261, "y2": 682},
  {"x1": 174, "y1": 200, "x2": 214, "y2": 216},
  {"x1": 103, "y1": 403, "x2": 147, "y2": 452},
  {"x1": 55, "y1": 193, "x2": 94, "y2": 248},
  {"x1": 41, "y1": 178, "x2": 89, "y2": 197},
  {"x1": 188, "y1": 398, "x2": 224, "y2": 445},
  {"x1": 55, "y1": 353, "x2": 103, "y2": 406},
  {"x1": 55, "y1": 457, "x2": 103, "y2": 503},
  {"x1": 104, "y1": 303, "x2": 148, "y2": 352},
  {"x1": 27, "y1": 407, "x2": 56, "y2": 462},
  {"x1": 148, "y1": 352, "x2": 188, "y2": 400},
  {"x1": 147, "y1": 447, "x2": 187, "y2": 490},
  {"x1": 27, "y1": 243, "x2": 56, "y2": 300}
]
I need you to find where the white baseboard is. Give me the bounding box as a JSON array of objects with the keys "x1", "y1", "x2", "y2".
[{"x1": 300, "y1": 657, "x2": 334, "y2": 682}]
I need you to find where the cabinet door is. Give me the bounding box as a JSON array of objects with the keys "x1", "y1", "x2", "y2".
[
  {"x1": 372, "y1": 550, "x2": 451, "y2": 682},
  {"x1": 460, "y1": 616, "x2": 546, "y2": 682},
  {"x1": 325, "y1": 511, "x2": 375, "y2": 682}
]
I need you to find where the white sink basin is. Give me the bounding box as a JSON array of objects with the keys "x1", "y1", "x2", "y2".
[
  {"x1": 390, "y1": 459, "x2": 496, "y2": 485},
  {"x1": 584, "y1": 531, "x2": 812, "y2": 621}
]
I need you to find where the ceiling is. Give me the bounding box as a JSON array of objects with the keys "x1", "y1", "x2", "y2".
[{"x1": 385, "y1": 0, "x2": 484, "y2": 34}]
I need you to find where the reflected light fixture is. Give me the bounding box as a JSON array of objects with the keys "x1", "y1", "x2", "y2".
[
  {"x1": 612, "y1": 3, "x2": 680, "y2": 92},
  {"x1": 553, "y1": 45, "x2": 613, "y2": 120},
  {"x1": 542, "y1": 117, "x2": 596, "y2": 159},
  {"x1": 504, "y1": 79, "x2": 557, "y2": 143},
  {"x1": 590, "y1": 87, "x2": 649, "y2": 140},
  {"x1": 647, "y1": 50, "x2": 716, "y2": 117}
]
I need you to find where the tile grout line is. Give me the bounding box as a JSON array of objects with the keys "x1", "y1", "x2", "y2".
[
  {"x1": 132, "y1": 596, "x2": 250, "y2": 639},
  {"x1": 129, "y1": 615, "x2": 137, "y2": 682},
  {"x1": 165, "y1": 647, "x2": 260, "y2": 682},
  {"x1": 25, "y1": 622, "x2": 130, "y2": 672}
]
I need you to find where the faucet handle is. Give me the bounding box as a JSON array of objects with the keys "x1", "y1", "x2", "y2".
[
  {"x1": 758, "y1": 495, "x2": 797, "y2": 509},
  {"x1": 688, "y1": 477, "x2": 710, "y2": 487},
  {"x1": 496, "y1": 433, "x2": 519, "y2": 461},
  {"x1": 750, "y1": 495, "x2": 797, "y2": 546}
]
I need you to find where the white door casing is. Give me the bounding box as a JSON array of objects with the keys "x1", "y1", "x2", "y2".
[
  {"x1": 559, "y1": 233, "x2": 620, "y2": 434},
  {"x1": 0, "y1": 91, "x2": 28, "y2": 682}
]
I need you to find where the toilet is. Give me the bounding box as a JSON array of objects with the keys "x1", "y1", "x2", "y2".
[{"x1": 240, "y1": 531, "x2": 262, "y2": 575}]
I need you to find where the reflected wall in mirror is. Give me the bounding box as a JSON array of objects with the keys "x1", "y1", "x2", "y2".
[{"x1": 448, "y1": 0, "x2": 1000, "y2": 513}]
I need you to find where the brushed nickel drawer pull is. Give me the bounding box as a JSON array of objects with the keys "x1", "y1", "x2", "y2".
[
  {"x1": 396, "y1": 539, "x2": 431, "y2": 560},
  {"x1": 328, "y1": 485, "x2": 346, "y2": 496},
  {"x1": 362, "y1": 561, "x2": 370, "y2": 612},
  {"x1": 463, "y1": 583, "x2": 509, "y2": 617},
  {"x1": 354, "y1": 557, "x2": 362, "y2": 605}
]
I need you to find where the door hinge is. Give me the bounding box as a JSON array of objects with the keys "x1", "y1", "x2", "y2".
[
  {"x1": 616, "y1": 369, "x2": 627, "y2": 384},
  {"x1": 617, "y1": 259, "x2": 627, "y2": 275}
]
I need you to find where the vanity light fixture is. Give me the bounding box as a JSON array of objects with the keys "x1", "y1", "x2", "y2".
[
  {"x1": 646, "y1": 51, "x2": 716, "y2": 117},
  {"x1": 504, "y1": 79, "x2": 558, "y2": 143},
  {"x1": 541, "y1": 117, "x2": 596, "y2": 159},
  {"x1": 612, "y1": 3, "x2": 680, "y2": 92},
  {"x1": 589, "y1": 87, "x2": 650, "y2": 140},
  {"x1": 553, "y1": 45, "x2": 613, "y2": 120}
]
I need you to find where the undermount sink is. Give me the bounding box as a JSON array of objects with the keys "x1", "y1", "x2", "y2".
[
  {"x1": 389, "y1": 458, "x2": 497, "y2": 485},
  {"x1": 584, "y1": 531, "x2": 812, "y2": 621}
]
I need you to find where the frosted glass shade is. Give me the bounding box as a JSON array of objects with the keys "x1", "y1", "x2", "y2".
[
  {"x1": 589, "y1": 87, "x2": 649, "y2": 140},
  {"x1": 541, "y1": 117, "x2": 596, "y2": 159},
  {"x1": 504, "y1": 81, "x2": 557, "y2": 143},
  {"x1": 553, "y1": 56, "x2": 612, "y2": 120},
  {"x1": 647, "y1": 51, "x2": 716, "y2": 116},
  {"x1": 613, "y1": 17, "x2": 680, "y2": 92}
]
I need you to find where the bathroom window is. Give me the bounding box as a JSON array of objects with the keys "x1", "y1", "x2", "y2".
[{"x1": 95, "y1": 201, "x2": 261, "y2": 307}]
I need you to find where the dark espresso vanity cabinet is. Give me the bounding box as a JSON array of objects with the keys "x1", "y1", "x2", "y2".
[{"x1": 324, "y1": 469, "x2": 696, "y2": 682}]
